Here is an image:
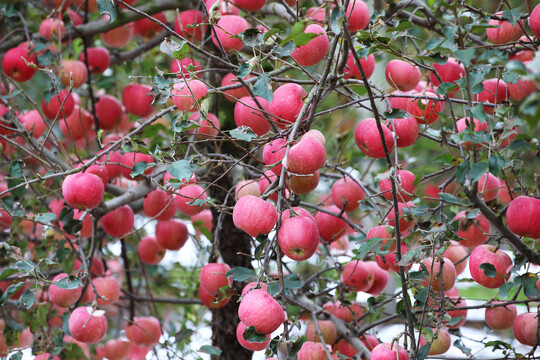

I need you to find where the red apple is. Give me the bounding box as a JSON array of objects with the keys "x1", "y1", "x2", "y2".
[
  {"x1": 235, "y1": 179, "x2": 261, "y2": 199},
  {"x1": 143, "y1": 189, "x2": 176, "y2": 221},
  {"x1": 453, "y1": 210, "x2": 490, "y2": 248},
  {"x1": 92, "y1": 276, "x2": 121, "y2": 305},
  {"x1": 344, "y1": 52, "x2": 375, "y2": 80},
  {"x1": 188, "y1": 112, "x2": 220, "y2": 138},
  {"x1": 385, "y1": 60, "x2": 421, "y2": 91},
  {"x1": 171, "y1": 58, "x2": 202, "y2": 79},
  {"x1": 200, "y1": 262, "x2": 233, "y2": 295},
  {"x1": 263, "y1": 138, "x2": 288, "y2": 176},
  {"x1": 222, "y1": 72, "x2": 255, "y2": 101},
  {"x1": 18, "y1": 110, "x2": 46, "y2": 139},
  {"x1": 407, "y1": 92, "x2": 444, "y2": 124},
  {"x1": 346, "y1": 0, "x2": 370, "y2": 32},
  {"x1": 42, "y1": 89, "x2": 75, "y2": 119},
  {"x1": 342, "y1": 260, "x2": 375, "y2": 292},
  {"x1": 485, "y1": 301, "x2": 517, "y2": 330},
  {"x1": 100, "y1": 205, "x2": 135, "y2": 237},
  {"x1": 234, "y1": 0, "x2": 266, "y2": 11},
  {"x1": 2, "y1": 46, "x2": 37, "y2": 82},
  {"x1": 234, "y1": 96, "x2": 272, "y2": 136},
  {"x1": 120, "y1": 152, "x2": 154, "y2": 180},
  {"x1": 278, "y1": 216, "x2": 320, "y2": 261},
  {"x1": 172, "y1": 80, "x2": 208, "y2": 112},
  {"x1": 364, "y1": 261, "x2": 389, "y2": 295},
  {"x1": 297, "y1": 341, "x2": 330, "y2": 360},
  {"x1": 305, "y1": 320, "x2": 337, "y2": 345},
  {"x1": 103, "y1": 338, "x2": 131, "y2": 360},
  {"x1": 155, "y1": 219, "x2": 189, "y2": 250},
  {"x1": 506, "y1": 195, "x2": 540, "y2": 238},
  {"x1": 331, "y1": 177, "x2": 365, "y2": 212},
  {"x1": 314, "y1": 205, "x2": 349, "y2": 242},
  {"x1": 133, "y1": 12, "x2": 167, "y2": 38},
  {"x1": 286, "y1": 137, "x2": 326, "y2": 175},
  {"x1": 419, "y1": 328, "x2": 451, "y2": 355},
  {"x1": 125, "y1": 316, "x2": 162, "y2": 347},
  {"x1": 95, "y1": 95, "x2": 123, "y2": 130},
  {"x1": 49, "y1": 273, "x2": 83, "y2": 307},
  {"x1": 380, "y1": 169, "x2": 416, "y2": 202},
  {"x1": 211, "y1": 15, "x2": 249, "y2": 52},
  {"x1": 474, "y1": 79, "x2": 507, "y2": 114},
  {"x1": 233, "y1": 195, "x2": 278, "y2": 238},
  {"x1": 122, "y1": 83, "x2": 154, "y2": 117},
  {"x1": 175, "y1": 10, "x2": 207, "y2": 42},
  {"x1": 79, "y1": 47, "x2": 110, "y2": 74},
  {"x1": 289, "y1": 171, "x2": 320, "y2": 194},
  {"x1": 443, "y1": 241, "x2": 468, "y2": 275},
  {"x1": 385, "y1": 116, "x2": 418, "y2": 148},
  {"x1": 138, "y1": 235, "x2": 166, "y2": 265},
  {"x1": 354, "y1": 118, "x2": 394, "y2": 158},
  {"x1": 370, "y1": 343, "x2": 409, "y2": 360},
  {"x1": 469, "y1": 244, "x2": 512, "y2": 288},
  {"x1": 270, "y1": 83, "x2": 307, "y2": 128},
  {"x1": 514, "y1": 312, "x2": 537, "y2": 346},
  {"x1": 421, "y1": 257, "x2": 457, "y2": 291},
  {"x1": 455, "y1": 117, "x2": 489, "y2": 150},
  {"x1": 198, "y1": 285, "x2": 231, "y2": 309},
  {"x1": 62, "y1": 172, "x2": 104, "y2": 210},
  {"x1": 238, "y1": 289, "x2": 285, "y2": 334},
  {"x1": 236, "y1": 321, "x2": 270, "y2": 351},
  {"x1": 68, "y1": 306, "x2": 107, "y2": 344},
  {"x1": 291, "y1": 24, "x2": 329, "y2": 67},
  {"x1": 175, "y1": 184, "x2": 207, "y2": 216},
  {"x1": 486, "y1": 12, "x2": 523, "y2": 44},
  {"x1": 60, "y1": 59, "x2": 87, "y2": 88},
  {"x1": 60, "y1": 105, "x2": 94, "y2": 141},
  {"x1": 323, "y1": 301, "x2": 363, "y2": 323}
]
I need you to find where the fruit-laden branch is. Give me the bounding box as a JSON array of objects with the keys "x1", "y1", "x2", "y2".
[{"x1": 465, "y1": 189, "x2": 540, "y2": 264}]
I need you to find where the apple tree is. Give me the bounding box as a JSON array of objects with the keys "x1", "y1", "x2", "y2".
[{"x1": 0, "y1": 0, "x2": 540, "y2": 359}]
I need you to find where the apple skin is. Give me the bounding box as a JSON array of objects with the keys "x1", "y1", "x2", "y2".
[
  {"x1": 367, "y1": 225, "x2": 395, "y2": 251},
  {"x1": 380, "y1": 169, "x2": 416, "y2": 202},
  {"x1": 469, "y1": 244, "x2": 512, "y2": 288},
  {"x1": 175, "y1": 10, "x2": 207, "y2": 42},
  {"x1": 241, "y1": 282, "x2": 268, "y2": 297},
  {"x1": 443, "y1": 241, "x2": 468, "y2": 275},
  {"x1": 302, "y1": 129, "x2": 326, "y2": 145},
  {"x1": 233, "y1": 195, "x2": 278, "y2": 238},
  {"x1": 263, "y1": 138, "x2": 288, "y2": 176},
  {"x1": 386, "y1": 202, "x2": 415, "y2": 233},
  {"x1": 171, "y1": 58, "x2": 202, "y2": 79},
  {"x1": 234, "y1": 96, "x2": 272, "y2": 136},
  {"x1": 206, "y1": 0, "x2": 240, "y2": 15},
  {"x1": 455, "y1": 117, "x2": 489, "y2": 150},
  {"x1": 133, "y1": 12, "x2": 167, "y2": 38},
  {"x1": 297, "y1": 341, "x2": 330, "y2": 360},
  {"x1": 385, "y1": 60, "x2": 421, "y2": 91},
  {"x1": 143, "y1": 189, "x2": 176, "y2": 221},
  {"x1": 421, "y1": 257, "x2": 457, "y2": 292},
  {"x1": 60, "y1": 105, "x2": 94, "y2": 141},
  {"x1": 354, "y1": 118, "x2": 395, "y2": 159},
  {"x1": 370, "y1": 343, "x2": 409, "y2": 360},
  {"x1": 137, "y1": 235, "x2": 166, "y2": 265},
  {"x1": 333, "y1": 334, "x2": 380, "y2": 357},
  {"x1": 306, "y1": 7, "x2": 327, "y2": 25},
  {"x1": 92, "y1": 276, "x2": 121, "y2": 305},
  {"x1": 289, "y1": 171, "x2": 320, "y2": 194},
  {"x1": 236, "y1": 321, "x2": 270, "y2": 351},
  {"x1": 100, "y1": 21, "x2": 133, "y2": 48},
  {"x1": 477, "y1": 173, "x2": 500, "y2": 202},
  {"x1": 79, "y1": 47, "x2": 110, "y2": 74},
  {"x1": 175, "y1": 184, "x2": 208, "y2": 216},
  {"x1": 291, "y1": 24, "x2": 329, "y2": 67},
  {"x1": 508, "y1": 73, "x2": 538, "y2": 101},
  {"x1": 485, "y1": 301, "x2": 517, "y2": 330},
  {"x1": 278, "y1": 216, "x2": 320, "y2": 261},
  {"x1": 281, "y1": 207, "x2": 315, "y2": 223},
  {"x1": 487, "y1": 12, "x2": 523, "y2": 44},
  {"x1": 198, "y1": 285, "x2": 231, "y2": 309},
  {"x1": 305, "y1": 320, "x2": 338, "y2": 345},
  {"x1": 314, "y1": 205, "x2": 349, "y2": 242},
  {"x1": 331, "y1": 177, "x2": 366, "y2": 212},
  {"x1": 342, "y1": 260, "x2": 375, "y2": 292},
  {"x1": 474, "y1": 79, "x2": 507, "y2": 114},
  {"x1": 344, "y1": 52, "x2": 375, "y2": 80},
  {"x1": 125, "y1": 316, "x2": 162, "y2": 347},
  {"x1": 42, "y1": 89, "x2": 75, "y2": 119},
  {"x1": 386, "y1": 116, "x2": 418, "y2": 148},
  {"x1": 429, "y1": 57, "x2": 464, "y2": 90},
  {"x1": 235, "y1": 179, "x2": 261, "y2": 199},
  {"x1": 506, "y1": 196, "x2": 540, "y2": 239},
  {"x1": 172, "y1": 80, "x2": 208, "y2": 112},
  {"x1": 2, "y1": 46, "x2": 37, "y2": 82},
  {"x1": 419, "y1": 328, "x2": 451, "y2": 355},
  {"x1": 514, "y1": 312, "x2": 537, "y2": 346},
  {"x1": 19, "y1": 110, "x2": 46, "y2": 139},
  {"x1": 286, "y1": 137, "x2": 326, "y2": 175},
  {"x1": 238, "y1": 289, "x2": 286, "y2": 334},
  {"x1": 530, "y1": 4, "x2": 540, "y2": 39},
  {"x1": 60, "y1": 59, "x2": 88, "y2": 88},
  {"x1": 323, "y1": 301, "x2": 363, "y2": 323},
  {"x1": 258, "y1": 170, "x2": 286, "y2": 202},
  {"x1": 95, "y1": 95, "x2": 123, "y2": 130},
  {"x1": 120, "y1": 152, "x2": 155, "y2": 180},
  {"x1": 222, "y1": 73, "x2": 255, "y2": 101},
  {"x1": 211, "y1": 15, "x2": 250, "y2": 52},
  {"x1": 364, "y1": 261, "x2": 389, "y2": 295},
  {"x1": 407, "y1": 91, "x2": 444, "y2": 124},
  {"x1": 35, "y1": 354, "x2": 61, "y2": 360},
  {"x1": 103, "y1": 338, "x2": 131, "y2": 360},
  {"x1": 199, "y1": 263, "x2": 233, "y2": 295},
  {"x1": 453, "y1": 210, "x2": 490, "y2": 248},
  {"x1": 62, "y1": 172, "x2": 104, "y2": 210},
  {"x1": 270, "y1": 83, "x2": 307, "y2": 128},
  {"x1": 49, "y1": 273, "x2": 83, "y2": 307},
  {"x1": 155, "y1": 220, "x2": 189, "y2": 251},
  {"x1": 100, "y1": 205, "x2": 135, "y2": 238},
  {"x1": 346, "y1": 0, "x2": 370, "y2": 32},
  {"x1": 68, "y1": 306, "x2": 107, "y2": 344},
  {"x1": 234, "y1": 0, "x2": 266, "y2": 12},
  {"x1": 122, "y1": 83, "x2": 154, "y2": 118}
]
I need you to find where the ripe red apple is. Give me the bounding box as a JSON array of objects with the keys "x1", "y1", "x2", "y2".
[
  {"x1": 477, "y1": 172, "x2": 500, "y2": 202},
  {"x1": 171, "y1": 58, "x2": 202, "y2": 79},
  {"x1": 289, "y1": 171, "x2": 320, "y2": 194},
  {"x1": 354, "y1": 118, "x2": 395, "y2": 158},
  {"x1": 92, "y1": 276, "x2": 121, "y2": 305},
  {"x1": 39, "y1": 17, "x2": 65, "y2": 40},
  {"x1": 133, "y1": 12, "x2": 167, "y2": 38},
  {"x1": 429, "y1": 57, "x2": 464, "y2": 92},
  {"x1": 364, "y1": 261, "x2": 389, "y2": 295},
  {"x1": 342, "y1": 260, "x2": 375, "y2": 292},
  {"x1": 421, "y1": 257, "x2": 457, "y2": 291},
  {"x1": 95, "y1": 95, "x2": 123, "y2": 130},
  {"x1": 101, "y1": 20, "x2": 133, "y2": 47},
  {"x1": 487, "y1": 12, "x2": 523, "y2": 44},
  {"x1": 143, "y1": 189, "x2": 176, "y2": 221},
  {"x1": 234, "y1": 96, "x2": 272, "y2": 136},
  {"x1": 79, "y1": 47, "x2": 110, "y2": 74},
  {"x1": 137, "y1": 235, "x2": 166, "y2": 265},
  {"x1": 453, "y1": 210, "x2": 490, "y2": 248},
  {"x1": 297, "y1": 341, "x2": 330, "y2": 360},
  {"x1": 385, "y1": 60, "x2": 421, "y2": 91},
  {"x1": 236, "y1": 321, "x2": 271, "y2": 351},
  {"x1": 18, "y1": 110, "x2": 46, "y2": 139},
  {"x1": 198, "y1": 285, "x2": 231, "y2": 309},
  {"x1": 346, "y1": 0, "x2": 370, "y2": 31},
  {"x1": 385, "y1": 116, "x2": 418, "y2": 148},
  {"x1": 506, "y1": 195, "x2": 540, "y2": 238},
  {"x1": 62, "y1": 172, "x2": 104, "y2": 210},
  {"x1": 379, "y1": 169, "x2": 416, "y2": 202},
  {"x1": 291, "y1": 24, "x2": 329, "y2": 67},
  {"x1": 302, "y1": 129, "x2": 326, "y2": 145},
  {"x1": 270, "y1": 83, "x2": 307, "y2": 128},
  {"x1": 68, "y1": 306, "x2": 107, "y2": 344},
  {"x1": 305, "y1": 320, "x2": 337, "y2": 345},
  {"x1": 122, "y1": 83, "x2": 154, "y2": 117},
  {"x1": 42, "y1": 89, "x2": 75, "y2": 119},
  {"x1": 59, "y1": 105, "x2": 94, "y2": 141},
  {"x1": 49, "y1": 273, "x2": 83, "y2": 307},
  {"x1": 235, "y1": 179, "x2": 261, "y2": 199},
  {"x1": 306, "y1": 7, "x2": 326, "y2": 25},
  {"x1": 455, "y1": 117, "x2": 489, "y2": 150},
  {"x1": 172, "y1": 80, "x2": 208, "y2": 112},
  {"x1": 286, "y1": 137, "x2": 326, "y2": 175},
  {"x1": 344, "y1": 52, "x2": 375, "y2": 80},
  {"x1": 386, "y1": 202, "x2": 415, "y2": 232},
  {"x1": 443, "y1": 241, "x2": 468, "y2": 275},
  {"x1": 211, "y1": 15, "x2": 250, "y2": 52},
  {"x1": 103, "y1": 338, "x2": 131, "y2": 360},
  {"x1": 175, "y1": 10, "x2": 207, "y2": 42},
  {"x1": 258, "y1": 170, "x2": 288, "y2": 202},
  {"x1": 419, "y1": 328, "x2": 451, "y2": 355},
  {"x1": 263, "y1": 138, "x2": 288, "y2": 176},
  {"x1": 323, "y1": 301, "x2": 363, "y2": 323},
  {"x1": 59, "y1": 59, "x2": 87, "y2": 88},
  {"x1": 314, "y1": 205, "x2": 349, "y2": 242},
  {"x1": 191, "y1": 209, "x2": 213, "y2": 236},
  {"x1": 513, "y1": 312, "x2": 537, "y2": 346},
  {"x1": 281, "y1": 207, "x2": 315, "y2": 223},
  {"x1": 233, "y1": 195, "x2": 278, "y2": 238},
  {"x1": 234, "y1": 0, "x2": 266, "y2": 11},
  {"x1": 188, "y1": 112, "x2": 220, "y2": 138},
  {"x1": 125, "y1": 316, "x2": 162, "y2": 347},
  {"x1": 485, "y1": 301, "x2": 517, "y2": 330},
  {"x1": 331, "y1": 177, "x2": 365, "y2": 212},
  {"x1": 474, "y1": 79, "x2": 507, "y2": 114},
  {"x1": 120, "y1": 152, "x2": 154, "y2": 180},
  {"x1": 238, "y1": 289, "x2": 285, "y2": 334},
  {"x1": 469, "y1": 244, "x2": 512, "y2": 288},
  {"x1": 407, "y1": 92, "x2": 444, "y2": 124},
  {"x1": 508, "y1": 76, "x2": 538, "y2": 101},
  {"x1": 370, "y1": 343, "x2": 409, "y2": 360},
  {"x1": 155, "y1": 219, "x2": 189, "y2": 250},
  {"x1": 100, "y1": 205, "x2": 135, "y2": 237},
  {"x1": 35, "y1": 354, "x2": 60, "y2": 360},
  {"x1": 278, "y1": 216, "x2": 320, "y2": 261},
  {"x1": 2, "y1": 46, "x2": 37, "y2": 82},
  {"x1": 200, "y1": 263, "x2": 233, "y2": 295},
  {"x1": 175, "y1": 184, "x2": 207, "y2": 216},
  {"x1": 222, "y1": 72, "x2": 254, "y2": 101},
  {"x1": 530, "y1": 4, "x2": 540, "y2": 39},
  {"x1": 206, "y1": 0, "x2": 240, "y2": 15}
]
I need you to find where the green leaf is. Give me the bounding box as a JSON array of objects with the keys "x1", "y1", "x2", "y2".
[
  {"x1": 14, "y1": 260, "x2": 37, "y2": 273},
  {"x1": 288, "y1": 336, "x2": 306, "y2": 359},
  {"x1": 226, "y1": 267, "x2": 255, "y2": 282},
  {"x1": 488, "y1": 154, "x2": 505, "y2": 175},
  {"x1": 243, "y1": 326, "x2": 268, "y2": 343},
  {"x1": 330, "y1": 7, "x2": 344, "y2": 35},
  {"x1": 130, "y1": 161, "x2": 155, "y2": 178},
  {"x1": 435, "y1": 154, "x2": 456, "y2": 164},
  {"x1": 283, "y1": 273, "x2": 302, "y2": 289},
  {"x1": 35, "y1": 213, "x2": 57, "y2": 224},
  {"x1": 502, "y1": 9, "x2": 521, "y2": 26},
  {"x1": 199, "y1": 345, "x2": 222, "y2": 356},
  {"x1": 279, "y1": 21, "x2": 307, "y2": 46},
  {"x1": 386, "y1": 20, "x2": 412, "y2": 33},
  {"x1": 455, "y1": 48, "x2": 475, "y2": 68},
  {"x1": 0, "y1": 268, "x2": 19, "y2": 281},
  {"x1": 439, "y1": 193, "x2": 461, "y2": 205},
  {"x1": 453, "y1": 339, "x2": 471, "y2": 355},
  {"x1": 0, "y1": 282, "x2": 26, "y2": 304},
  {"x1": 293, "y1": 32, "x2": 321, "y2": 47},
  {"x1": 469, "y1": 104, "x2": 489, "y2": 123},
  {"x1": 263, "y1": 28, "x2": 281, "y2": 42},
  {"x1": 456, "y1": 160, "x2": 470, "y2": 184},
  {"x1": 415, "y1": 287, "x2": 429, "y2": 303},
  {"x1": 417, "y1": 344, "x2": 431, "y2": 360},
  {"x1": 470, "y1": 162, "x2": 489, "y2": 182},
  {"x1": 160, "y1": 39, "x2": 187, "y2": 59},
  {"x1": 435, "y1": 82, "x2": 458, "y2": 95},
  {"x1": 18, "y1": 287, "x2": 36, "y2": 310},
  {"x1": 63, "y1": 219, "x2": 82, "y2": 235},
  {"x1": 509, "y1": 139, "x2": 529, "y2": 150},
  {"x1": 479, "y1": 263, "x2": 498, "y2": 278},
  {"x1": 54, "y1": 276, "x2": 83, "y2": 290},
  {"x1": 241, "y1": 28, "x2": 263, "y2": 47},
  {"x1": 515, "y1": 274, "x2": 540, "y2": 297},
  {"x1": 166, "y1": 160, "x2": 198, "y2": 182},
  {"x1": 253, "y1": 73, "x2": 272, "y2": 102},
  {"x1": 237, "y1": 62, "x2": 251, "y2": 79},
  {"x1": 97, "y1": 0, "x2": 116, "y2": 24},
  {"x1": 272, "y1": 42, "x2": 295, "y2": 57},
  {"x1": 230, "y1": 126, "x2": 257, "y2": 142},
  {"x1": 409, "y1": 268, "x2": 429, "y2": 281},
  {"x1": 383, "y1": 109, "x2": 408, "y2": 119},
  {"x1": 9, "y1": 161, "x2": 23, "y2": 178}
]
